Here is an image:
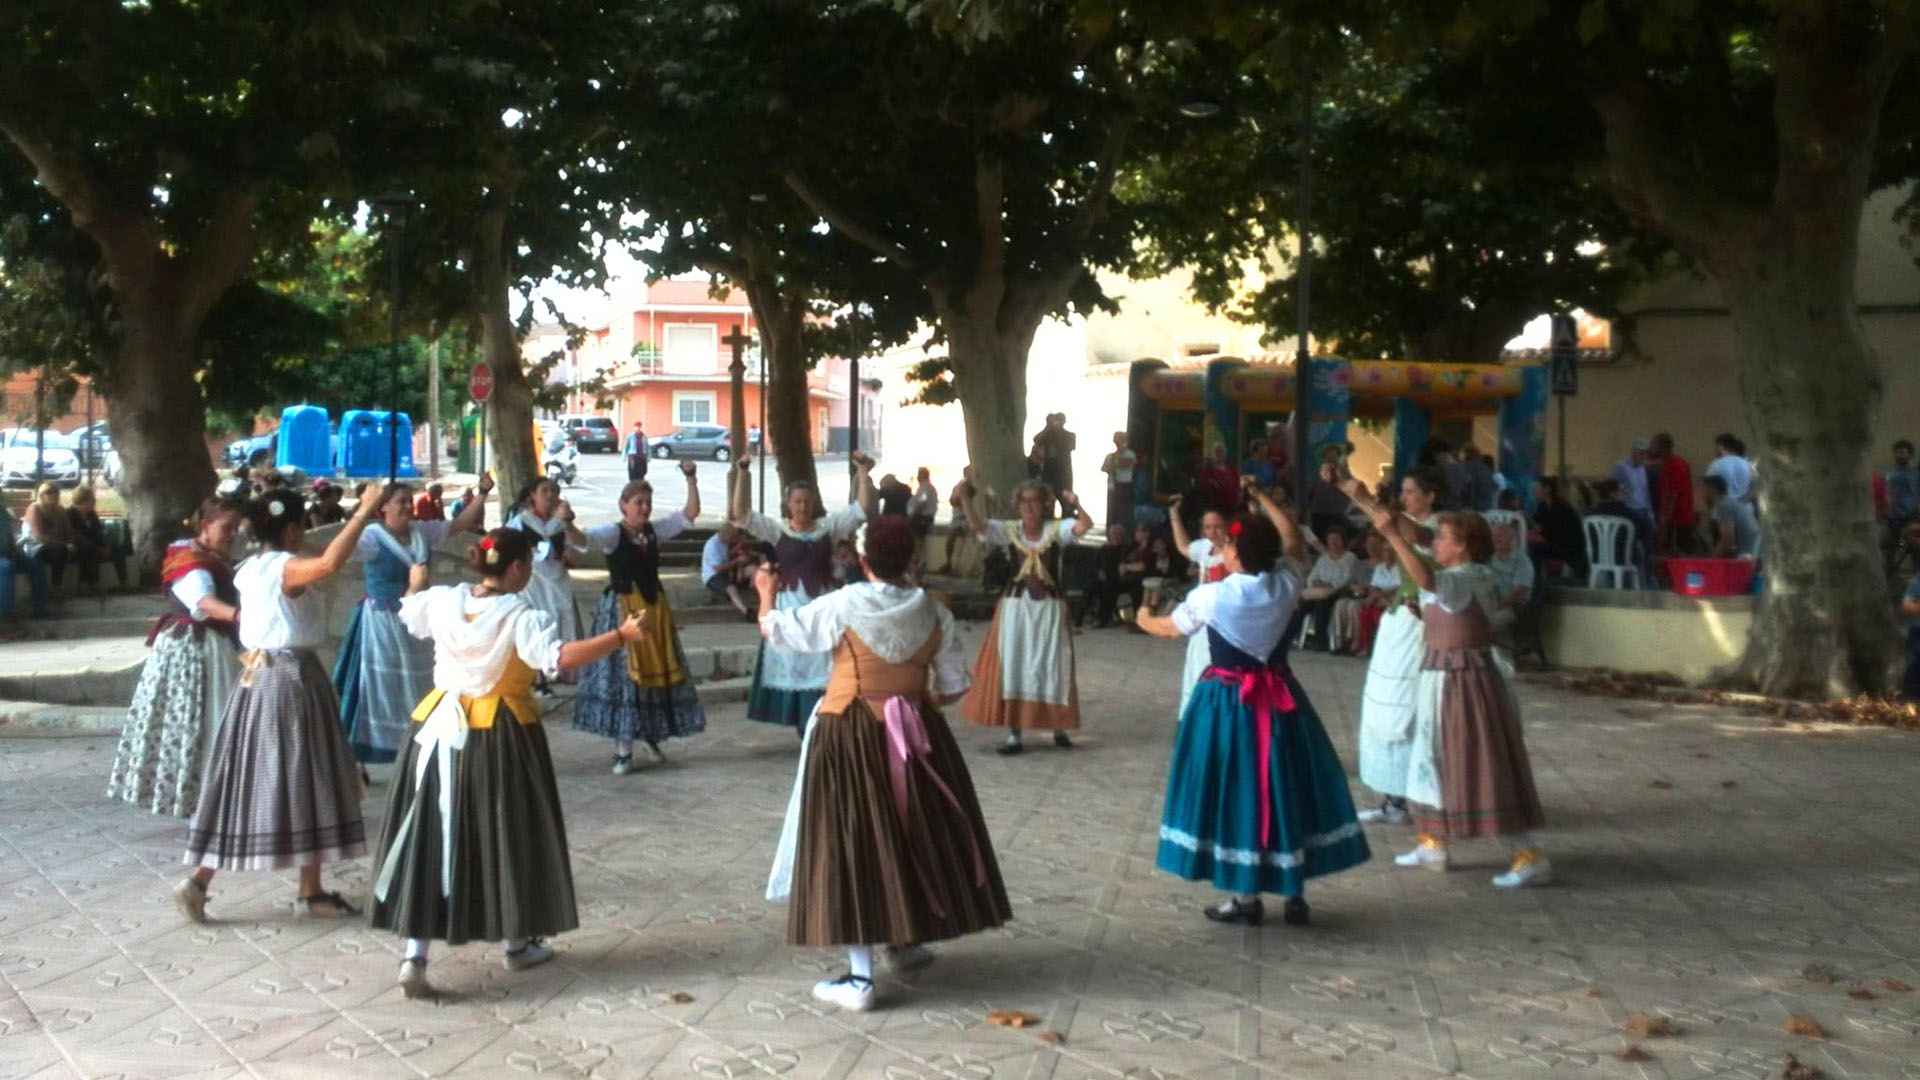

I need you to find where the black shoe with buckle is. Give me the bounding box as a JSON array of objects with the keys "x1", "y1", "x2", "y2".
[
  {"x1": 1203, "y1": 897, "x2": 1263, "y2": 926},
  {"x1": 1282, "y1": 896, "x2": 1310, "y2": 926}
]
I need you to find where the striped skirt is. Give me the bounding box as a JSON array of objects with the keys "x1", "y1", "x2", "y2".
[{"x1": 183, "y1": 649, "x2": 367, "y2": 872}]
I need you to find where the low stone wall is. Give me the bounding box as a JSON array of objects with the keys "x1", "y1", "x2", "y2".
[{"x1": 1540, "y1": 586, "x2": 1753, "y2": 684}]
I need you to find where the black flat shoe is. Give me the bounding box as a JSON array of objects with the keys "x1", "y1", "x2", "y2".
[
  {"x1": 1203, "y1": 897, "x2": 1264, "y2": 926},
  {"x1": 1282, "y1": 897, "x2": 1310, "y2": 926},
  {"x1": 995, "y1": 742, "x2": 1025, "y2": 756},
  {"x1": 1052, "y1": 732, "x2": 1072, "y2": 749}
]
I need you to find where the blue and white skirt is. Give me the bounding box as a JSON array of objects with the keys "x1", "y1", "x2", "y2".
[
  {"x1": 573, "y1": 590, "x2": 707, "y2": 745},
  {"x1": 333, "y1": 597, "x2": 434, "y2": 765},
  {"x1": 1157, "y1": 669, "x2": 1371, "y2": 896}
]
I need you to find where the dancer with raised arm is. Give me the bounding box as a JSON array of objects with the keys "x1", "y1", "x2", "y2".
[
  {"x1": 1138, "y1": 510, "x2": 1370, "y2": 926},
  {"x1": 759, "y1": 516, "x2": 1009, "y2": 1012},
  {"x1": 731, "y1": 457, "x2": 873, "y2": 729},
  {"x1": 575, "y1": 459, "x2": 707, "y2": 773},
  {"x1": 373, "y1": 528, "x2": 652, "y2": 999},
  {"x1": 506, "y1": 479, "x2": 587, "y2": 675},
  {"x1": 1348, "y1": 485, "x2": 1550, "y2": 887},
  {"x1": 176, "y1": 486, "x2": 389, "y2": 922},
  {"x1": 1354, "y1": 469, "x2": 1445, "y2": 825},
  {"x1": 334, "y1": 473, "x2": 492, "y2": 766},
  {"x1": 107, "y1": 496, "x2": 249, "y2": 817},
  {"x1": 957, "y1": 477, "x2": 1093, "y2": 754}
]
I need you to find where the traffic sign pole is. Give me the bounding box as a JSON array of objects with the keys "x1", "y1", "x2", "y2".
[
  {"x1": 1549, "y1": 314, "x2": 1579, "y2": 483},
  {"x1": 470, "y1": 361, "x2": 494, "y2": 494}
]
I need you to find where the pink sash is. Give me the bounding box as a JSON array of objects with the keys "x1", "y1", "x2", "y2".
[
  {"x1": 882, "y1": 696, "x2": 987, "y2": 913},
  {"x1": 1202, "y1": 666, "x2": 1296, "y2": 848}
]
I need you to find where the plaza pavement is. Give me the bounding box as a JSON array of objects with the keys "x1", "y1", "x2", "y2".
[{"x1": 3, "y1": 621, "x2": 1920, "y2": 1080}]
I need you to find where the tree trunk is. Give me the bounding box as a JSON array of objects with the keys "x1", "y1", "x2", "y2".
[
  {"x1": 102, "y1": 295, "x2": 216, "y2": 579},
  {"x1": 940, "y1": 300, "x2": 1044, "y2": 514},
  {"x1": 1721, "y1": 237, "x2": 1895, "y2": 697},
  {"x1": 474, "y1": 201, "x2": 537, "y2": 510},
  {"x1": 758, "y1": 297, "x2": 817, "y2": 495}
]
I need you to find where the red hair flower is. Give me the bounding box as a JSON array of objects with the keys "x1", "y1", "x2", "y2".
[
  {"x1": 1229, "y1": 521, "x2": 1243, "y2": 538},
  {"x1": 478, "y1": 536, "x2": 495, "y2": 550}
]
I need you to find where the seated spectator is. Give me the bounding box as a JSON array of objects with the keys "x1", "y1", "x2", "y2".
[
  {"x1": 1531, "y1": 476, "x2": 1587, "y2": 579},
  {"x1": 1240, "y1": 439, "x2": 1278, "y2": 488},
  {"x1": 831, "y1": 539, "x2": 866, "y2": 586},
  {"x1": 1, "y1": 499, "x2": 54, "y2": 621},
  {"x1": 1328, "y1": 528, "x2": 1381, "y2": 653},
  {"x1": 1350, "y1": 532, "x2": 1400, "y2": 657},
  {"x1": 701, "y1": 522, "x2": 755, "y2": 618},
  {"x1": 1142, "y1": 534, "x2": 1181, "y2": 613},
  {"x1": 1701, "y1": 475, "x2": 1760, "y2": 559},
  {"x1": 412, "y1": 483, "x2": 447, "y2": 522},
  {"x1": 1587, "y1": 478, "x2": 1651, "y2": 581},
  {"x1": 445, "y1": 485, "x2": 478, "y2": 520},
  {"x1": 307, "y1": 483, "x2": 347, "y2": 527},
  {"x1": 1298, "y1": 524, "x2": 1360, "y2": 650},
  {"x1": 64, "y1": 485, "x2": 127, "y2": 594},
  {"x1": 22, "y1": 483, "x2": 76, "y2": 588},
  {"x1": 1487, "y1": 520, "x2": 1534, "y2": 638},
  {"x1": 1080, "y1": 526, "x2": 1132, "y2": 629}
]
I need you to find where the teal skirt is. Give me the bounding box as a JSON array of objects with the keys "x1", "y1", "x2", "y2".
[{"x1": 1156, "y1": 670, "x2": 1371, "y2": 896}]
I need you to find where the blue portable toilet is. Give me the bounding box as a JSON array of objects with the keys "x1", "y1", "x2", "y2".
[
  {"x1": 339, "y1": 409, "x2": 421, "y2": 477},
  {"x1": 275, "y1": 405, "x2": 332, "y2": 476},
  {"x1": 386, "y1": 411, "x2": 420, "y2": 477}
]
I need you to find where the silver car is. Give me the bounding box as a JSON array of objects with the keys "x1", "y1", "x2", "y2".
[
  {"x1": 0, "y1": 428, "x2": 82, "y2": 487},
  {"x1": 650, "y1": 424, "x2": 733, "y2": 462}
]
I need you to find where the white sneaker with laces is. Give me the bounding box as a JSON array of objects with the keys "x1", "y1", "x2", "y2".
[
  {"x1": 1492, "y1": 854, "x2": 1553, "y2": 889},
  {"x1": 1358, "y1": 803, "x2": 1411, "y2": 825},
  {"x1": 504, "y1": 940, "x2": 555, "y2": 971},
  {"x1": 812, "y1": 974, "x2": 877, "y2": 1012},
  {"x1": 883, "y1": 944, "x2": 935, "y2": 973},
  {"x1": 1393, "y1": 846, "x2": 1451, "y2": 871},
  {"x1": 611, "y1": 755, "x2": 634, "y2": 776}
]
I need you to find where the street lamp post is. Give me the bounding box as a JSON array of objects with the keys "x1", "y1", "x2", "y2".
[{"x1": 371, "y1": 191, "x2": 419, "y2": 485}]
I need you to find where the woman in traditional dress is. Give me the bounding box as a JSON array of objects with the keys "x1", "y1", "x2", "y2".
[
  {"x1": 1354, "y1": 468, "x2": 1445, "y2": 825},
  {"x1": 1137, "y1": 512, "x2": 1370, "y2": 926},
  {"x1": 731, "y1": 456, "x2": 873, "y2": 729},
  {"x1": 106, "y1": 496, "x2": 248, "y2": 817},
  {"x1": 333, "y1": 473, "x2": 492, "y2": 766},
  {"x1": 1350, "y1": 494, "x2": 1551, "y2": 888},
  {"x1": 574, "y1": 459, "x2": 707, "y2": 773},
  {"x1": 1170, "y1": 496, "x2": 1232, "y2": 716},
  {"x1": 505, "y1": 479, "x2": 587, "y2": 682},
  {"x1": 176, "y1": 486, "x2": 388, "y2": 922},
  {"x1": 372, "y1": 528, "x2": 651, "y2": 999},
  {"x1": 957, "y1": 477, "x2": 1093, "y2": 754},
  {"x1": 759, "y1": 516, "x2": 1009, "y2": 1012}
]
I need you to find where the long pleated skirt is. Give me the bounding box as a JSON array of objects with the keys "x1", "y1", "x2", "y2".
[
  {"x1": 333, "y1": 598, "x2": 435, "y2": 764},
  {"x1": 786, "y1": 699, "x2": 1011, "y2": 947},
  {"x1": 369, "y1": 704, "x2": 578, "y2": 945},
  {"x1": 183, "y1": 649, "x2": 367, "y2": 871},
  {"x1": 574, "y1": 590, "x2": 707, "y2": 745},
  {"x1": 1157, "y1": 671, "x2": 1371, "y2": 896},
  {"x1": 108, "y1": 624, "x2": 237, "y2": 818},
  {"x1": 1407, "y1": 649, "x2": 1545, "y2": 839}
]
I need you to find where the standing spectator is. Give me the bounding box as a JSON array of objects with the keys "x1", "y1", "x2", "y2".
[
  {"x1": 1649, "y1": 432, "x2": 1696, "y2": 554},
  {"x1": 1701, "y1": 475, "x2": 1761, "y2": 559},
  {"x1": 1, "y1": 499, "x2": 54, "y2": 620},
  {"x1": 411, "y1": 482, "x2": 446, "y2": 522},
  {"x1": 1101, "y1": 431, "x2": 1138, "y2": 528},
  {"x1": 1608, "y1": 440, "x2": 1656, "y2": 543},
  {"x1": 1530, "y1": 477, "x2": 1586, "y2": 579},
  {"x1": 907, "y1": 467, "x2": 940, "y2": 540},
  {"x1": 937, "y1": 466, "x2": 978, "y2": 575},
  {"x1": 1032, "y1": 412, "x2": 1077, "y2": 516},
  {"x1": 748, "y1": 423, "x2": 763, "y2": 457},
  {"x1": 1886, "y1": 440, "x2": 1918, "y2": 537},
  {"x1": 307, "y1": 484, "x2": 347, "y2": 527},
  {"x1": 1457, "y1": 443, "x2": 1497, "y2": 511},
  {"x1": 1240, "y1": 438, "x2": 1278, "y2": 488},
  {"x1": 65, "y1": 485, "x2": 127, "y2": 594},
  {"x1": 623, "y1": 422, "x2": 649, "y2": 483},
  {"x1": 22, "y1": 483, "x2": 77, "y2": 587},
  {"x1": 1302, "y1": 452, "x2": 1352, "y2": 539},
  {"x1": 1431, "y1": 440, "x2": 1471, "y2": 506},
  {"x1": 875, "y1": 473, "x2": 912, "y2": 518},
  {"x1": 1706, "y1": 433, "x2": 1753, "y2": 504}
]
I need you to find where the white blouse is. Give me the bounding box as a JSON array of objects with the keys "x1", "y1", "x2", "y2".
[
  {"x1": 398, "y1": 585, "x2": 566, "y2": 698},
  {"x1": 1171, "y1": 570, "x2": 1301, "y2": 660},
  {"x1": 582, "y1": 512, "x2": 692, "y2": 553},
  {"x1": 739, "y1": 503, "x2": 866, "y2": 545},
  {"x1": 1419, "y1": 563, "x2": 1505, "y2": 615},
  {"x1": 507, "y1": 510, "x2": 580, "y2": 564},
  {"x1": 759, "y1": 581, "x2": 971, "y2": 698},
  {"x1": 353, "y1": 520, "x2": 452, "y2": 564},
  {"x1": 234, "y1": 551, "x2": 325, "y2": 650},
  {"x1": 982, "y1": 518, "x2": 1076, "y2": 550}
]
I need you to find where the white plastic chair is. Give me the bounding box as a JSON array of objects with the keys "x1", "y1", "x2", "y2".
[
  {"x1": 1584, "y1": 515, "x2": 1640, "y2": 589},
  {"x1": 1482, "y1": 509, "x2": 1524, "y2": 535}
]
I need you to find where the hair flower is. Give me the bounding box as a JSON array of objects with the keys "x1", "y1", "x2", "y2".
[
  {"x1": 1228, "y1": 520, "x2": 1243, "y2": 538},
  {"x1": 267, "y1": 499, "x2": 285, "y2": 518},
  {"x1": 852, "y1": 522, "x2": 870, "y2": 559}
]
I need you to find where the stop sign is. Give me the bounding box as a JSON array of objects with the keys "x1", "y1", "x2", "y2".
[{"x1": 469, "y1": 361, "x2": 494, "y2": 403}]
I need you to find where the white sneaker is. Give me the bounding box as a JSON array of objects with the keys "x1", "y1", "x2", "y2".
[
  {"x1": 1393, "y1": 845, "x2": 1451, "y2": 871},
  {"x1": 504, "y1": 940, "x2": 555, "y2": 971},
  {"x1": 1492, "y1": 853, "x2": 1553, "y2": 889},
  {"x1": 1358, "y1": 803, "x2": 1411, "y2": 825},
  {"x1": 398, "y1": 959, "x2": 433, "y2": 999},
  {"x1": 611, "y1": 755, "x2": 634, "y2": 776},
  {"x1": 811, "y1": 974, "x2": 877, "y2": 1012},
  {"x1": 883, "y1": 944, "x2": 935, "y2": 973}
]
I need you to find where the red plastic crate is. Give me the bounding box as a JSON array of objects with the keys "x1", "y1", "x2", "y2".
[{"x1": 1667, "y1": 557, "x2": 1755, "y2": 597}]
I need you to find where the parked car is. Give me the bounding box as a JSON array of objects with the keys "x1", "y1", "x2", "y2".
[
  {"x1": 650, "y1": 424, "x2": 733, "y2": 462},
  {"x1": 70, "y1": 421, "x2": 113, "y2": 468},
  {"x1": 559, "y1": 414, "x2": 618, "y2": 453},
  {"x1": 224, "y1": 432, "x2": 276, "y2": 467},
  {"x1": 0, "y1": 428, "x2": 82, "y2": 487}
]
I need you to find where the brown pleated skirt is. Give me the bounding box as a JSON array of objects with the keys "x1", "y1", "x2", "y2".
[
  {"x1": 789, "y1": 698, "x2": 1012, "y2": 947},
  {"x1": 1410, "y1": 651, "x2": 1545, "y2": 839}
]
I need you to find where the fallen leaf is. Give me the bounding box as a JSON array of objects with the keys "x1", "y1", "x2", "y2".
[
  {"x1": 1037, "y1": 1030, "x2": 1065, "y2": 1045},
  {"x1": 1584, "y1": 987, "x2": 1604, "y2": 998},
  {"x1": 1801, "y1": 964, "x2": 1838, "y2": 985},
  {"x1": 1846, "y1": 987, "x2": 1875, "y2": 1000},
  {"x1": 665, "y1": 991, "x2": 694, "y2": 1004},
  {"x1": 1693, "y1": 751, "x2": 1711, "y2": 758},
  {"x1": 1622, "y1": 1013, "x2": 1680, "y2": 1038},
  {"x1": 1879, "y1": 977, "x2": 1913, "y2": 992},
  {"x1": 1783, "y1": 1014, "x2": 1828, "y2": 1038},
  {"x1": 987, "y1": 1010, "x2": 1041, "y2": 1029},
  {"x1": 1721, "y1": 780, "x2": 1738, "y2": 788},
  {"x1": 1781, "y1": 1051, "x2": 1825, "y2": 1079},
  {"x1": 1614, "y1": 1045, "x2": 1653, "y2": 1062},
  {"x1": 1650, "y1": 780, "x2": 1674, "y2": 789}
]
